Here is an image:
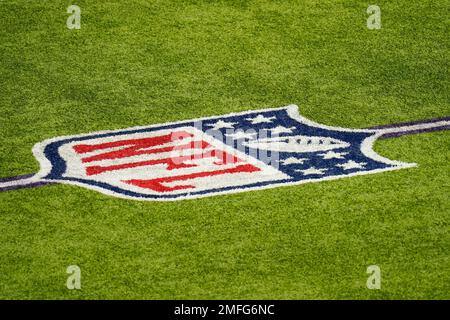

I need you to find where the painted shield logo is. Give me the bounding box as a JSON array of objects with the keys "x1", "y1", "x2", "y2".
[{"x1": 1, "y1": 105, "x2": 449, "y2": 200}]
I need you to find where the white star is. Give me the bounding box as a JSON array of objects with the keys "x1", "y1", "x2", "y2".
[
  {"x1": 246, "y1": 114, "x2": 276, "y2": 124},
  {"x1": 225, "y1": 131, "x2": 257, "y2": 140},
  {"x1": 279, "y1": 157, "x2": 308, "y2": 165},
  {"x1": 336, "y1": 160, "x2": 366, "y2": 170},
  {"x1": 319, "y1": 151, "x2": 349, "y2": 160},
  {"x1": 266, "y1": 126, "x2": 295, "y2": 135},
  {"x1": 295, "y1": 167, "x2": 327, "y2": 175},
  {"x1": 206, "y1": 120, "x2": 237, "y2": 130}
]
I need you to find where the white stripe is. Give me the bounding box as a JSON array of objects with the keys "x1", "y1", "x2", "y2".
[
  {"x1": 376, "y1": 120, "x2": 450, "y2": 135},
  {"x1": 0, "y1": 176, "x2": 41, "y2": 188}
]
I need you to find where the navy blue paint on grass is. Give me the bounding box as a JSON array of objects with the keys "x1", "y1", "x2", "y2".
[
  {"x1": 37, "y1": 108, "x2": 394, "y2": 199},
  {"x1": 1, "y1": 109, "x2": 448, "y2": 197}
]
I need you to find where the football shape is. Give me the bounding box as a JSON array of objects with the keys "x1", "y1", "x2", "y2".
[{"x1": 242, "y1": 135, "x2": 350, "y2": 153}]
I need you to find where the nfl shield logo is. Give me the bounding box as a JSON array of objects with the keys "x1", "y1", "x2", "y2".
[{"x1": 29, "y1": 105, "x2": 417, "y2": 200}]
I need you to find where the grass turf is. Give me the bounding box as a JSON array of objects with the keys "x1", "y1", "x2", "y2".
[{"x1": 0, "y1": 0, "x2": 448, "y2": 299}]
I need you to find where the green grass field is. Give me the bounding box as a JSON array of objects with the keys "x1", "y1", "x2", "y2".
[{"x1": 0, "y1": 0, "x2": 449, "y2": 299}]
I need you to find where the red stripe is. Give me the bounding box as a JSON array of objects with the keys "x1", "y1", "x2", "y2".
[
  {"x1": 73, "y1": 131, "x2": 194, "y2": 159},
  {"x1": 80, "y1": 140, "x2": 210, "y2": 163},
  {"x1": 85, "y1": 148, "x2": 243, "y2": 176},
  {"x1": 124, "y1": 164, "x2": 260, "y2": 192}
]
